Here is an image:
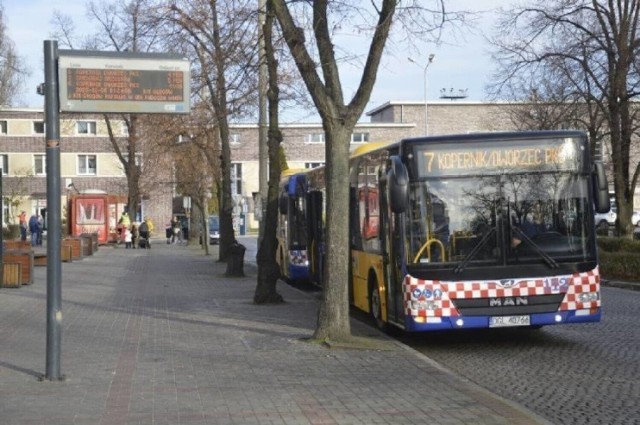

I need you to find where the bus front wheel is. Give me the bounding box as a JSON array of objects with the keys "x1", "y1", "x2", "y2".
[{"x1": 369, "y1": 281, "x2": 385, "y2": 330}]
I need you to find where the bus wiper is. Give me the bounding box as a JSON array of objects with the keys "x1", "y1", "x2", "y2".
[
  {"x1": 511, "y1": 227, "x2": 559, "y2": 269},
  {"x1": 454, "y1": 227, "x2": 496, "y2": 274}
]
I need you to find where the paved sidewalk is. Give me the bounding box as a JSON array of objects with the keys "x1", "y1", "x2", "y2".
[{"x1": 0, "y1": 241, "x2": 549, "y2": 425}]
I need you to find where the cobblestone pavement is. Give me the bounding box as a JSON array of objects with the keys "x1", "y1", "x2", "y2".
[{"x1": 0, "y1": 241, "x2": 549, "y2": 425}]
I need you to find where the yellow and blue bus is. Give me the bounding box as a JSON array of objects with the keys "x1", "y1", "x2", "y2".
[{"x1": 278, "y1": 131, "x2": 610, "y2": 331}]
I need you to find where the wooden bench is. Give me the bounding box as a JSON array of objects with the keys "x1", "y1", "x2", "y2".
[
  {"x1": 2, "y1": 263, "x2": 22, "y2": 288},
  {"x1": 34, "y1": 253, "x2": 47, "y2": 267},
  {"x1": 33, "y1": 244, "x2": 73, "y2": 266}
]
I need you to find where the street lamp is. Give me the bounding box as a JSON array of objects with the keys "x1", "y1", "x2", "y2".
[{"x1": 408, "y1": 53, "x2": 435, "y2": 135}]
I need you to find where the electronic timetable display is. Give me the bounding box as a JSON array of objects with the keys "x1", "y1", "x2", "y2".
[{"x1": 58, "y1": 50, "x2": 190, "y2": 114}]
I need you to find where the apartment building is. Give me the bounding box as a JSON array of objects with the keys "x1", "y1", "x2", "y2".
[
  {"x1": 2, "y1": 100, "x2": 629, "y2": 235},
  {"x1": 0, "y1": 109, "x2": 173, "y2": 231}
]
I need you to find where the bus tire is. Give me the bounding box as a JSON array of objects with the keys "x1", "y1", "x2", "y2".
[{"x1": 369, "y1": 277, "x2": 386, "y2": 330}]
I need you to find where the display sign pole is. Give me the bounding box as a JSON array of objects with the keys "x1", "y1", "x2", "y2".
[{"x1": 44, "y1": 40, "x2": 63, "y2": 381}]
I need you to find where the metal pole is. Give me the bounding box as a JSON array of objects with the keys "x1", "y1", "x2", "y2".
[
  {"x1": 424, "y1": 54, "x2": 434, "y2": 136},
  {"x1": 408, "y1": 54, "x2": 434, "y2": 136},
  {"x1": 44, "y1": 40, "x2": 63, "y2": 381},
  {"x1": 423, "y1": 66, "x2": 428, "y2": 135},
  {"x1": 257, "y1": 0, "x2": 267, "y2": 243}
]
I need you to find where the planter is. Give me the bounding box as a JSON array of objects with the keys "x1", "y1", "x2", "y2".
[
  {"x1": 2, "y1": 249, "x2": 34, "y2": 285},
  {"x1": 62, "y1": 238, "x2": 82, "y2": 260},
  {"x1": 3, "y1": 240, "x2": 31, "y2": 250},
  {"x1": 81, "y1": 233, "x2": 99, "y2": 252},
  {"x1": 80, "y1": 235, "x2": 94, "y2": 256},
  {"x1": 2, "y1": 263, "x2": 22, "y2": 288}
]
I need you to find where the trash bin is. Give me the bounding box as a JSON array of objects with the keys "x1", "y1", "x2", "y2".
[{"x1": 225, "y1": 241, "x2": 246, "y2": 277}]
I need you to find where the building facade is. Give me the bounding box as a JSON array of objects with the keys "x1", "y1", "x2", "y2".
[
  {"x1": 0, "y1": 109, "x2": 174, "y2": 234},
  {"x1": 2, "y1": 100, "x2": 632, "y2": 236}
]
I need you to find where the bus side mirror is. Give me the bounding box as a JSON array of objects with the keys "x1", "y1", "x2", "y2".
[
  {"x1": 593, "y1": 161, "x2": 610, "y2": 213},
  {"x1": 388, "y1": 155, "x2": 408, "y2": 213},
  {"x1": 279, "y1": 190, "x2": 288, "y2": 215}
]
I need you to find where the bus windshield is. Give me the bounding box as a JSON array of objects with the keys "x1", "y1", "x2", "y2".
[{"x1": 406, "y1": 172, "x2": 593, "y2": 269}]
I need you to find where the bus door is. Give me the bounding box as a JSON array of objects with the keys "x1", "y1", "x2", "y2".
[
  {"x1": 307, "y1": 190, "x2": 324, "y2": 285},
  {"x1": 380, "y1": 176, "x2": 405, "y2": 326}
]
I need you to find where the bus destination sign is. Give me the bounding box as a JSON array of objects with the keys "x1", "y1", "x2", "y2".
[
  {"x1": 58, "y1": 50, "x2": 190, "y2": 114},
  {"x1": 416, "y1": 138, "x2": 581, "y2": 177}
]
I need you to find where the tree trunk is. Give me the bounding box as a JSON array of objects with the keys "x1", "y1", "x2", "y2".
[
  {"x1": 312, "y1": 123, "x2": 352, "y2": 341},
  {"x1": 254, "y1": 3, "x2": 283, "y2": 305}
]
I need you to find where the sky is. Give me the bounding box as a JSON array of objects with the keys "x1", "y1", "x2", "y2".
[{"x1": 3, "y1": 0, "x2": 508, "y2": 124}]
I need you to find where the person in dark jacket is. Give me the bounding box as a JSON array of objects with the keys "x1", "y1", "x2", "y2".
[{"x1": 28, "y1": 214, "x2": 40, "y2": 247}]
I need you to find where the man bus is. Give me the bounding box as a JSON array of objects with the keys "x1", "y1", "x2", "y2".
[{"x1": 282, "y1": 131, "x2": 610, "y2": 332}]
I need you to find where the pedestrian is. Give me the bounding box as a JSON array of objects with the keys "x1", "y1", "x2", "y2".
[
  {"x1": 170, "y1": 216, "x2": 181, "y2": 244},
  {"x1": 124, "y1": 227, "x2": 132, "y2": 249},
  {"x1": 165, "y1": 222, "x2": 172, "y2": 244},
  {"x1": 118, "y1": 211, "x2": 130, "y2": 244},
  {"x1": 37, "y1": 215, "x2": 44, "y2": 245},
  {"x1": 130, "y1": 224, "x2": 138, "y2": 249},
  {"x1": 144, "y1": 216, "x2": 154, "y2": 235},
  {"x1": 139, "y1": 217, "x2": 152, "y2": 249},
  {"x1": 19, "y1": 211, "x2": 27, "y2": 241},
  {"x1": 28, "y1": 214, "x2": 39, "y2": 247}
]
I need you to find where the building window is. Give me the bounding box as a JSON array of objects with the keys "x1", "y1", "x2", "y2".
[
  {"x1": 34, "y1": 154, "x2": 46, "y2": 176},
  {"x1": 33, "y1": 121, "x2": 45, "y2": 134},
  {"x1": 0, "y1": 154, "x2": 7, "y2": 175},
  {"x1": 78, "y1": 155, "x2": 97, "y2": 175},
  {"x1": 305, "y1": 133, "x2": 325, "y2": 143},
  {"x1": 0, "y1": 120, "x2": 7, "y2": 135},
  {"x1": 231, "y1": 163, "x2": 242, "y2": 195},
  {"x1": 132, "y1": 153, "x2": 142, "y2": 166},
  {"x1": 230, "y1": 133, "x2": 240, "y2": 144},
  {"x1": 351, "y1": 132, "x2": 369, "y2": 143},
  {"x1": 305, "y1": 162, "x2": 324, "y2": 169},
  {"x1": 77, "y1": 121, "x2": 97, "y2": 135}
]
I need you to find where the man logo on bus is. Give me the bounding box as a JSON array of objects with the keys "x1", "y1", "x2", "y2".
[{"x1": 498, "y1": 279, "x2": 517, "y2": 288}]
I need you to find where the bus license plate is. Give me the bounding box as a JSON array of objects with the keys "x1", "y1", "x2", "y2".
[{"x1": 489, "y1": 315, "x2": 530, "y2": 328}]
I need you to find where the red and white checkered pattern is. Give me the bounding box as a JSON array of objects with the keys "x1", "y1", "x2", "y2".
[
  {"x1": 289, "y1": 250, "x2": 308, "y2": 266},
  {"x1": 404, "y1": 267, "x2": 600, "y2": 317}
]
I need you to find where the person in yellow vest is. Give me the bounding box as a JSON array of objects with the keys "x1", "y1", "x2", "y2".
[{"x1": 118, "y1": 211, "x2": 131, "y2": 244}]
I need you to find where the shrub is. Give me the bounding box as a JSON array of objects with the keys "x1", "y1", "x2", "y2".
[
  {"x1": 597, "y1": 236, "x2": 640, "y2": 254},
  {"x1": 598, "y1": 251, "x2": 640, "y2": 281}
]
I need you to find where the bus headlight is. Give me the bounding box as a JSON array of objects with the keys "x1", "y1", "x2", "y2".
[
  {"x1": 577, "y1": 292, "x2": 599, "y2": 303},
  {"x1": 411, "y1": 300, "x2": 439, "y2": 311}
]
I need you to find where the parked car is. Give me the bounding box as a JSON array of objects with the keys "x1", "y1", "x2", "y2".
[
  {"x1": 208, "y1": 215, "x2": 220, "y2": 244},
  {"x1": 595, "y1": 207, "x2": 616, "y2": 230},
  {"x1": 594, "y1": 203, "x2": 640, "y2": 230}
]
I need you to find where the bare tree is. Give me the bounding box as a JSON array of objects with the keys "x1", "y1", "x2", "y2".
[
  {"x1": 160, "y1": 0, "x2": 259, "y2": 261},
  {"x1": 489, "y1": 0, "x2": 640, "y2": 238},
  {"x1": 52, "y1": 0, "x2": 171, "y2": 220},
  {"x1": 254, "y1": 0, "x2": 283, "y2": 304},
  {"x1": 0, "y1": 4, "x2": 27, "y2": 105},
  {"x1": 270, "y1": 0, "x2": 453, "y2": 342}
]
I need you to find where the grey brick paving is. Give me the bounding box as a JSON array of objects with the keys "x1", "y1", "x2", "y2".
[{"x1": 0, "y1": 241, "x2": 548, "y2": 424}]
